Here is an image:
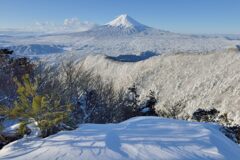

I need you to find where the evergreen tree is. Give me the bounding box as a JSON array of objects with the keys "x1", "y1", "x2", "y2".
[
  {"x1": 121, "y1": 83, "x2": 140, "y2": 119},
  {"x1": 0, "y1": 49, "x2": 13, "y2": 55},
  {"x1": 127, "y1": 83, "x2": 140, "y2": 110},
  {"x1": 143, "y1": 90, "x2": 157, "y2": 116},
  {"x1": 9, "y1": 74, "x2": 74, "y2": 137}
]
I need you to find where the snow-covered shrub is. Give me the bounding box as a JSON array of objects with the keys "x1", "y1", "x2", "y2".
[
  {"x1": 17, "y1": 122, "x2": 30, "y2": 136},
  {"x1": 190, "y1": 108, "x2": 240, "y2": 143},
  {"x1": 217, "y1": 113, "x2": 233, "y2": 126},
  {"x1": 191, "y1": 108, "x2": 234, "y2": 126},
  {"x1": 77, "y1": 79, "x2": 129, "y2": 123},
  {"x1": 77, "y1": 82, "x2": 153, "y2": 123},
  {"x1": 192, "y1": 108, "x2": 219, "y2": 122},
  {"x1": 157, "y1": 99, "x2": 186, "y2": 119},
  {"x1": 222, "y1": 125, "x2": 240, "y2": 144},
  {"x1": 38, "y1": 119, "x2": 69, "y2": 138}
]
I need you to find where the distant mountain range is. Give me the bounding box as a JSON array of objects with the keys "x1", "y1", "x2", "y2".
[{"x1": 0, "y1": 14, "x2": 240, "y2": 56}]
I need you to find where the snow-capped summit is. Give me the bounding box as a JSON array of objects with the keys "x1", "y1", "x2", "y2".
[
  {"x1": 75, "y1": 14, "x2": 151, "y2": 36},
  {"x1": 106, "y1": 14, "x2": 148, "y2": 29}
]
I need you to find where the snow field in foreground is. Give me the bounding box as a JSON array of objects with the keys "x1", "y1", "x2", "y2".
[{"x1": 0, "y1": 117, "x2": 240, "y2": 160}]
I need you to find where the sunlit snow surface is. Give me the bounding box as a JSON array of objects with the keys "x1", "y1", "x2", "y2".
[{"x1": 0, "y1": 117, "x2": 240, "y2": 160}]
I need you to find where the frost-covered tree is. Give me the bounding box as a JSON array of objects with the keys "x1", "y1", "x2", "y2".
[{"x1": 77, "y1": 76, "x2": 124, "y2": 123}]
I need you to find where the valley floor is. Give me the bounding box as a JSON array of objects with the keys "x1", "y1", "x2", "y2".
[{"x1": 0, "y1": 117, "x2": 240, "y2": 160}]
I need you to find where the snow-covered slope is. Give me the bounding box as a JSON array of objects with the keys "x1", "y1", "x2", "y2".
[
  {"x1": 0, "y1": 117, "x2": 239, "y2": 160},
  {"x1": 80, "y1": 51, "x2": 240, "y2": 124},
  {"x1": 1, "y1": 14, "x2": 239, "y2": 56}
]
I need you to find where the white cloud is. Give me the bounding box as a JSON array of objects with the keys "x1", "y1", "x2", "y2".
[
  {"x1": 62, "y1": 18, "x2": 96, "y2": 32},
  {"x1": 0, "y1": 18, "x2": 96, "y2": 34},
  {"x1": 32, "y1": 21, "x2": 59, "y2": 32},
  {"x1": 64, "y1": 18, "x2": 80, "y2": 26},
  {"x1": 31, "y1": 18, "x2": 96, "y2": 33}
]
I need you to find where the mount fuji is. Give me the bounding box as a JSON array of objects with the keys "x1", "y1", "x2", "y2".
[
  {"x1": 107, "y1": 14, "x2": 147, "y2": 28},
  {"x1": 0, "y1": 14, "x2": 239, "y2": 56},
  {"x1": 105, "y1": 14, "x2": 149, "y2": 33},
  {"x1": 67, "y1": 14, "x2": 157, "y2": 38}
]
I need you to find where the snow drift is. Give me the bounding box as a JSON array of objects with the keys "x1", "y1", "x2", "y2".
[{"x1": 0, "y1": 117, "x2": 239, "y2": 160}]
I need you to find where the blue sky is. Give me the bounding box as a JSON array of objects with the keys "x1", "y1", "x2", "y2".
[{"x1": 0, "y1": 0, "x2": 239, "y2": 34}]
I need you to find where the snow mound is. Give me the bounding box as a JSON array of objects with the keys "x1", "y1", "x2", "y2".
[
  {"x1": 1, "y1": 119, "x2": 20, "y2": 136},
  {"x1": 0, "y1": 117, "x2": 239, "y2": 160}
]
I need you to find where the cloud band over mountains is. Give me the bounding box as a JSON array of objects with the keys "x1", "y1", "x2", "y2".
[{"x1": 0, "y1": 18, "x2": 96, "y2": 33}]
